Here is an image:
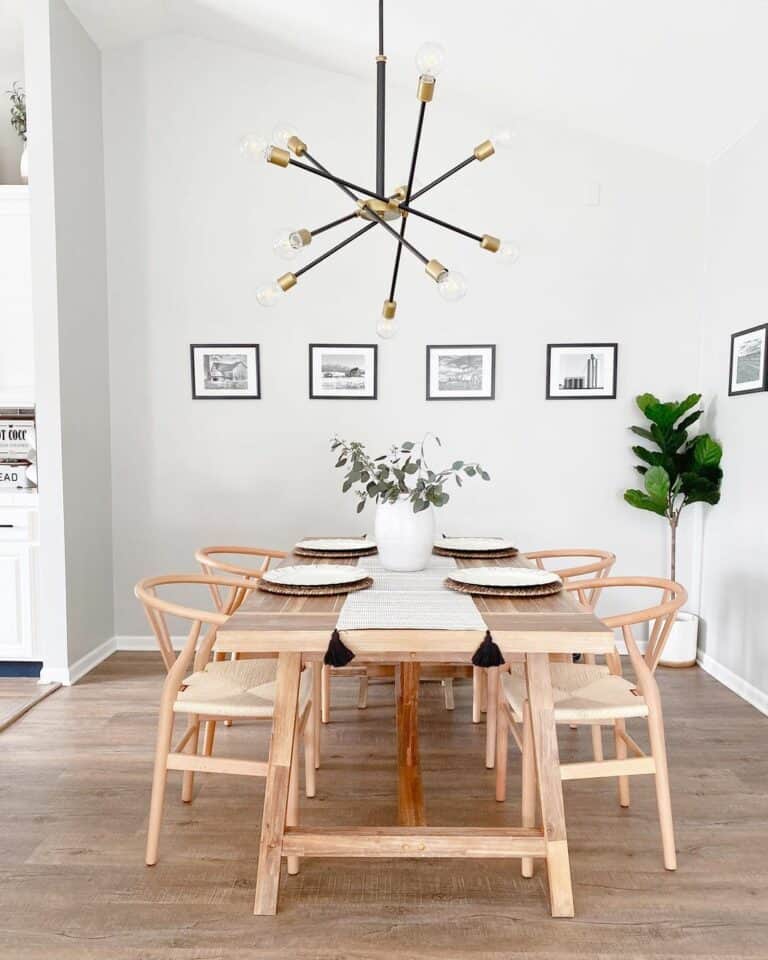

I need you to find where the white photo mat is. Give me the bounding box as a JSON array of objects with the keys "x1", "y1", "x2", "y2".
[{"x1": 426, "y1": 345, "x2": 496, "y2": 400}]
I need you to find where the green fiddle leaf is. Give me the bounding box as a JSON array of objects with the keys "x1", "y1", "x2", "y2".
[
  {"x1": 644, "y1": 465, "x2": 670, "y2": 504},
  {"x1": 636, "y1": 393, "x2": 659, "y2": 414},
  {"x1": 677, "y1": 410, "x2": 702, "y2": 432},
  {"x1": 672, "y1": 393, "x2": 702, "y2": 424},
  {"x1": 630, "y1": 425, "x2": 654, "y2": 441},
  {"x1": 693, "y1": 434, "x2": 722, "y2": 467},
  {"x1": 632, "y1": 445, "x2": 663, "y2": 467},
  {"x1": 624, "y1": 489, "x2": 667, "y2": 517}
]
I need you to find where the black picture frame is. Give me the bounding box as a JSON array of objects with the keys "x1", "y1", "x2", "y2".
[
  {"x1": 190, "y1": 343, "x2": 261, "y2": 400},
  {"x1": 546, "y1": 342, "x2": 618, "y2": 399},
  {"x1": 728, "y1": 323, "x2": 768, "y2": 396},
  {"x1": 308, "y1": 343, "x2": 378, "y2": 400},
  {"x1": 425, "y1": 344, "x2": 496, "y2": 401}
]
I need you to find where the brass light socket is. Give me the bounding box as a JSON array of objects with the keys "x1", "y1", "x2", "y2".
[
  {"x1": 425, "y1": 259, "x2": 448, "y2": 283},
  {"x1": 277, "y1": 272, "x2": 297, "y2": 292},
  {"x1": 266, "y1": 146, "x2": 291, "y2": 167},
  {"x1": 417, "y1": 74, "x2": 435, "y2": 102},
  {"x1": 294, "y1": 229, "x2": 312, "y2": 247},
  {"x1": 473, "y1": 139, "x2": 495, "y2": 162},
  {"x1": 286, "y1": 135, "x2": 307, "y2": 157},
  {"x1": 382, "y1": 300, "x2": 397, "y2": 320},
  {"x1": 480, "y1": 234, "x2": 501, "y2": 252},
  {"x1": 391, "y1": 185, "x2": 408, "y2": 203}
]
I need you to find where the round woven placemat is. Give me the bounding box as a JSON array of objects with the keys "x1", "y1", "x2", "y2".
[
  {"x1": 444, "y1": 577, "x2": 562, "y2": 598},
  {"x1": 294, "y1": 546, "x2": 378, "y2": 559},
  {"x1": 434, "y1": 546, "x2": 519, "y2": 560},
  {"x1": 257, "y1": 576, "x2": 373, "y2": 597}
]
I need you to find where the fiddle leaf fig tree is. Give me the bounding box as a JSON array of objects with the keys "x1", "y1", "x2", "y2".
[{"x1": 624, "y1": 393, "x2": 723, "y2": 581}]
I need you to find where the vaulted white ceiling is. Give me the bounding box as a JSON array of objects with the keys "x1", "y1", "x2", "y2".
[{"x1": 38, "y1": 0, "x2": 768, "y2": 162}]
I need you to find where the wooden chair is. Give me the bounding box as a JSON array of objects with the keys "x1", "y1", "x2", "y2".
[
  {"x1": 136, "y1": 574, "x2": 316, "y2": 874},
  {"x1": 477, "y1": 549, "x2": 616, "y2": 769},
  {"x1": 494, "y1": 575, "x2": 686, "y2": 876}
]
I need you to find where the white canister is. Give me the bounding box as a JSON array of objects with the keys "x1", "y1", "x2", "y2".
[
  {"x1": 374, "y1": 498, "x2": 435, "y2": 572},
  {"x1": 659, "y1": 611, "x2": 699, "y2": 668}
]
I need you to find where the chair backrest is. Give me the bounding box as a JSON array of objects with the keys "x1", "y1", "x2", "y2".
[
  {"x1": 135, "y1": 573, "x2": 255, "y2": 673},
  {"x1": 564, "y1": 575, "x2": 687, "y2": 675},
  {"x1": 195, "y1": 545, "x2": 288, "y2": 612},
  {"x1": 523, "y1": 549, "x2": 616, "y2": 609}
]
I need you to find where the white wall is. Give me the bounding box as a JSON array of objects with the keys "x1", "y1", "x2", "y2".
[
  {"x1": 102, "y1": 33, "x2": 707, "y2": 636},
  {"x1": 25, "y1": 0, "x2": 113, "y2": 678},
  {"x1": 698, "y1": 120, "x2": 768, "y2": 711}
]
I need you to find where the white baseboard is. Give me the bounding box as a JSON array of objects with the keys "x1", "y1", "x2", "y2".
[
  {"x1": 116, "y1": 635, "x2": 185, "y2": 652},
  {"x1": 40, "y1": 636, "x2": 118, "y2": 686},
  {"x1": 39, "y1": 665, "x2": 72, "y2": 685},
  {"x1": 697, "y1": 650, "x2": 768, "y2": 717}
]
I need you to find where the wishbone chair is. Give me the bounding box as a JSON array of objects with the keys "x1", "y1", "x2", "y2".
[
  {"x1": 136, "y1": 574, "x2": 315, "y2": 875},
  {"x1": 494, "y1": 576, "x2": 686, "y2": 877}
]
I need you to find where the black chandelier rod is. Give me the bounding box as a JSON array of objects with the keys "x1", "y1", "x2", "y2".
[
  {"x1": 398, "y1": 205, "x2": 483, "y2": 243},
  {"x1": 303, "y1": 151, "x2": 359, "y2": 202},
  {"x1": 408, "y1": 154, "x2": 477, "y2": 202},
  {"x1": 389, "y1": 99, "x2": 428, "y2": 302},
  {"x1": 310, "y1": 212, "x2": 358, "y2": 237},
  {"x1": 294, "y1": 222, "x2": 377, "y2": 278},
  {"x1": 376, "y1": 0, "x2": 386, "y2": 195},
  {"x1": 289, "y1": 158, "x2": 387, "y2": 202}
]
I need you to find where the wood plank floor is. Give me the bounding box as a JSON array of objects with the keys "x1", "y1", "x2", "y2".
[{"x1": 0, "y1": 652, "x2": 766, "y2": 959}]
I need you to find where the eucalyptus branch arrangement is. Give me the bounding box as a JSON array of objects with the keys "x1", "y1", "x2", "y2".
[
  {"x1": 7, "y1": 82, "x2": 26, "y2": 142},
  {"x1": 331, "y1": 435, "x2": 490, "y2": 514},
  {"x1": 624, "y1": 393, "x2": 723, "y2": 580}
]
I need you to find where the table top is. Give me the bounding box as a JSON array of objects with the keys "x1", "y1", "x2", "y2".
[{"x1": 217, "y1": 549, "x2": 614, "y2": 658}]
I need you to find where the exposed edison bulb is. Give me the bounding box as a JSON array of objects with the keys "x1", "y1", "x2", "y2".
[
  {"x1": 437, "y1": 271, "x2": 468, "y2": 302},
  {"x1": 490, "y1": 127, "x2": 515, "y2": 150},
  {"x1": 415, "y1": 42, "x2": 446, "y2": 77},
  {"x1": 271, "y1": 123, "x2": 299, "y2": 149},
  {"x1": 272, "y1": 227, "x2": 305, "y2": 261},
  {"x1": 256, "y1": 282, "x2": 283, "y2": 307},
  {"x1": 377, "y1": 314, "x2": 398, "y2": 340},
  {"x1": 239, "y1": 133, "x2": 268, "y2": 162},
  {"x1": 498, "y1": 240, "x2": 520, "y2": 264}
]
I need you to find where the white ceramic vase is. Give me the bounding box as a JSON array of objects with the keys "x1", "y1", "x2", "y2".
[
  {"x1": 20, "y1": 144, "x2": 28, "y2": 183},
  {"x1": 659, "y1": 611, "x2": 699, "y2": 668},
  {"x1": 374, "y1": 498, "x2": 435, "y2": 572}
]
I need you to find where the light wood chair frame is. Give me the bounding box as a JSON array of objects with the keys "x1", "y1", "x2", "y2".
[
  {"x1": 495, "y1": 575, "x2": 687, "y2": 875},
  {"x1": 477, "y1": 549, "x2": 616, "y2": 769},
  {"x1": 136, "y1": 573, "x2": 316, "y2": 873}
]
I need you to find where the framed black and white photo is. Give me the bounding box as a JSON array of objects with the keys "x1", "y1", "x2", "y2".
[
  {"x1": 309, "y1": 344, "x2": 378, "y2": 399},
  {"x1": 546, "y1": 343, "x2": 618, "y2": 399},
  {"x1": 729, "y1": 323, "x2": 768, "y2": 396},
  {"x1": 426, "y1": 345, "x2": 496, "y2": 400},
  {"x1": 190, "y1": 344, "x2": 261, "y2": 399}
]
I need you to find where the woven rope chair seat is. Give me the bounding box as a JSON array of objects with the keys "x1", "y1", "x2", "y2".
[
  {"x1": 501, "y1": 662, "x2": 649, "y2": 725},
  {"x1": 175, "y1": 659, "x2": 310, "y2": 718}
]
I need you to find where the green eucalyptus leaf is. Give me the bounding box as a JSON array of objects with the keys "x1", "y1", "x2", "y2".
[
  {"x1": 356, "y1": 500, "x2": 365, "y2": 514},
  {"x1": 452, "y1": 460, "x2": 464, "y2": 470},
  {"x1": 480, "y1": 470, "x2": 490, "y2": 481},
  {"x1": 464, "y1": 465, "x2": 476, "y2": 476}
]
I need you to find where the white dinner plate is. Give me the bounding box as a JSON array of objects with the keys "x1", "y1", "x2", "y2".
[
  {"x1": 262, "y1": 564, "x2": 370, "y2": 587},
  {"x1": 447, "y1": 567, "x2": 562, "y2": 588},
  {"x1": 297, "y1": 538, "x2": 375, "y2": 552},
  {"x1": 437, "y1": 537, "x2": 517, "y2": 552}
]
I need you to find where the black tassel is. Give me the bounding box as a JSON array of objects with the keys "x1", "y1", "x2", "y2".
[
  {"x1": 472, "y1": 629, "x2": 505, "y2": 667},
  {"x1": 324, "y1": 628, "x2": 355, "y2": 667}
]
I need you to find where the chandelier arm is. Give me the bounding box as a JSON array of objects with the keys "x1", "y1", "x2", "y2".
[
  {"x1": 310, "y1": 212, "x2": 358, "y2": 237},
  {"x1": 303, "y1": 151, "x2": 359, "y2": 203},
  {"x1": 398, "y1": 206, "x2": 484, "y2": 243},
  {"x1": 288, "y1": 158, "x2": 387, "y2": 202},
  {"x1": 407, "y1": 155, "x2": 477, "y2": 202},
  {"x1": 387, "y1": 99, "x2": 428, "y2": 302},
  {"x1": 294, "y1": 222, "x2": 378, "y2": 279}
]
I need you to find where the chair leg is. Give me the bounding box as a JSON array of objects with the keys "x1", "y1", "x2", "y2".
[
  {"x1": 485, "y1": 667, "x2": 499, "y2": 769},
  {"x1": 181, "y1": 716, "x2": 200, "y2": 803},
  {"x1": 591, "y1": 723, "x2": 604, "y2": 762},
  {"x1": 472, "y1": 667, "x2": 483, "y2": 723},
  {"x1": 613, "y1": 719, "x2": 630, "y2": 807},
  {"x1": 286, "y1": 731, "x2": 300, "y2": 876},
  {"x1": 647, "y1": 709, "x2": 677, "y2": 870},
  {"x1": 442, "y1": 678, "x2": 455, "y2": 711},
  {"x1": 521, "y1": 700, "x2": 537, "y2": 878},
  {"x1": 203, "y1": 719, "x2": 216, "y2": 757},
  {"x1": 311, "y1": 663, "x2": 321, "y2": 768},
  {"x1": 321, "y1": 665, "x2": 331, "y2": 724},
  {"x1": 495, "y1": 699, "x2": 508, "y2": 802},
  {"x1": 357, "y1": 673, "x2": 369, "y2": 709},
  {"x1": 303, "y1": 709, "x2": 316, "y2": 799},
  {"x1": 145, "y1": 706, "x2": 174, "y2": 866}
]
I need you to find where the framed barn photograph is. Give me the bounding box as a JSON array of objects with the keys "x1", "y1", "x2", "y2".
[
  {"x1": 426, "y1": 345, "x2": 496, "y2": 400},
  {"x1": 309, "y1": 344, "x2": 378, "y2": 399},
  {"x1": 729, "y1": 323, "x2": 768, "y2": 396},
  {"x1": 546, "y1": 343, "x2": 618, "y2": 399},
  {"x1": 190, "y1": 344, "x2": 261, "y2": 399}
]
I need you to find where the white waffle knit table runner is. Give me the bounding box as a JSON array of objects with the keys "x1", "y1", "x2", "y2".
[{"x1": 335, "y1": 554, "x2": 486, "y2": 631}]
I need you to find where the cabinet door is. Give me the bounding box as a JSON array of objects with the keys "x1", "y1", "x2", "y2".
[{"x1": 0, "y1": 545, "x2": 34, "y2": 660}]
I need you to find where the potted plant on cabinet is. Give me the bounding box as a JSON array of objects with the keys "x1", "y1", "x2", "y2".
[
  {"x1": 624, "y1": 392, "x2": 723, "y2": 666},
  {"x1": 6, "y1": 82, "x2": 27, "y2": 182},
  {"x1": 331, "y1": 435, "x2": 491, "y2": 571}
]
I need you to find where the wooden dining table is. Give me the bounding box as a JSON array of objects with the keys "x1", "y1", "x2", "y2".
[{"x1": 216, "y1": 548, "x2": 615, "y2": 917}]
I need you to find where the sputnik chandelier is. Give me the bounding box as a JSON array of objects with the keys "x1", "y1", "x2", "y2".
[{"x1": 244, "y1": 0, "x2": 517, "y2": 338}]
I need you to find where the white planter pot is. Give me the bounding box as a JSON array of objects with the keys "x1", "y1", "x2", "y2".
[
  {"x1": 659, "y1": 611, "x2": 699, "y2": 668},
  {"x1": 374, "y1": 498, "x2": 435, "y2": 572},
  {"x1": 20, "y1": 145, "x2": 28, "y2": 183}
]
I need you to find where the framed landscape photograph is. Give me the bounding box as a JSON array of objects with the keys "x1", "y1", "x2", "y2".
[
  {"x1": 309, "y1": 344, "x2": 378, "y2": 399},
  {"x1": 729, "y1": 323, "x2": 768, "y2": 396},
  {"x1": 546, "y1": 342, "x2": 618, "y2": 399},
  {"x1": 426, "y1": 345, "x2": 496, "y2": 400},
  {"x1": 190, "y1": 344, "x2": 261, "y2": 399}
]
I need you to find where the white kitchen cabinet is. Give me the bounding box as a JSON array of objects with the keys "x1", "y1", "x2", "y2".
[{"x1": 0, "y1": 499, "x2": 39, "y2": 661}]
